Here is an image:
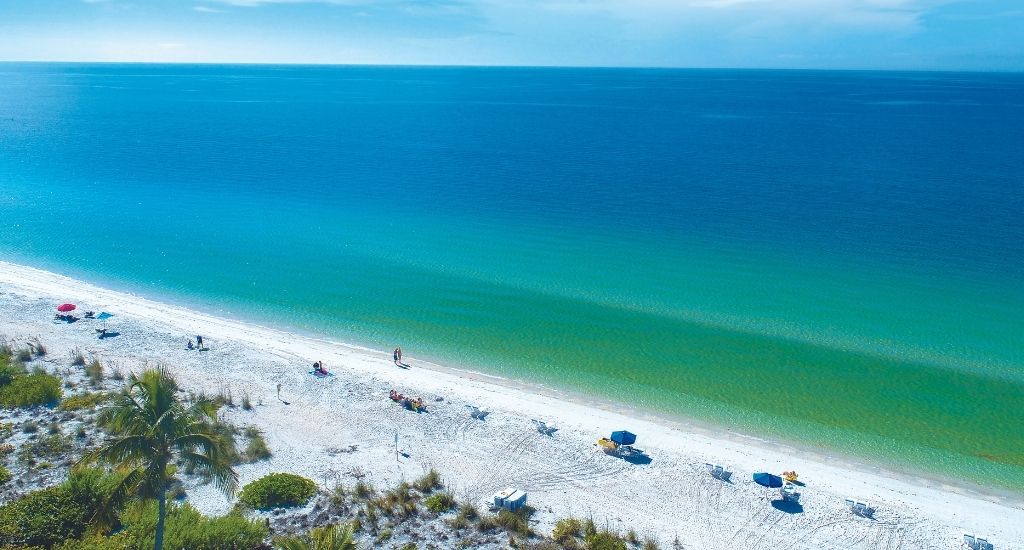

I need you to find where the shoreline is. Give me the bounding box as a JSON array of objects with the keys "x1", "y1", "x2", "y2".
[
  {"x1": 1, "y1": 259, "x2": 1023, "y2": 548},
  {"x1": 1, "y1": 259, "x2": 1019, "y2": 504}
]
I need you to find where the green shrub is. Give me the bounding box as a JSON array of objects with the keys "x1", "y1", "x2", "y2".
[
  {"x1": 243, "y1": 431, "x2": 271, "y2": 462},
  {"x1": 0, "y1": 466, "x2": 10, "y2": 485},
  {"x1": 115, "y1": 501, "x2": 269, "y2": 550},
  {"x1": 59, "y1": 392, "x2": 110, "y2": 411},
  {"x1": 585, "y1": 530, "x2": 628, "y2": 550},
  {"x1": 22, "y1": 420, "x2": 38, "y2": 434},
  {"x1": 17, "y1": 434, "x2": 71, "y2": 465},
  {"x1": 457, "y1": 502, "x2": 478, "y2": 521},
  {"x1": 643, "y1": 537, "x2": 660, "y2": 550},
  {"x1": 238, "y1": 473, "x2": 317, "y2": 510},
  {"x1": 71, "y1": 349, "x2": 86, "y2": 367},
  {"x1": 354, "y1": 480, "x2": 375, "y2": 499},
  {"x1": 0, "y1": 468, "x2": 116, "y2": 548},
  {"x1": 424, "y1": 492, "x2": 456, "y2": 513},
  {"x1": 16, "y1": 348, "x2": 32, "y2": 363},
  {"x1": 0, "y1": 423, "x2": 13, "y2": 441},
  {"x1": 0, "y1": 363, "x2": 21, "y2": 387},
  {"x1": 85, "y1": 359, "x2": 104, "y2": 385},
  {"x1": 0, "y1": 372, "x2": 63, "y2": 407},
  {"x1": 553, "y1": 517, "x2": 582, "y2": 544},
  {"x1": 413, "y1": 468, "x2": 442, "y2": 493},
  {"x1": 495, "y1": 507, "x2": 533, "y2": 537}
]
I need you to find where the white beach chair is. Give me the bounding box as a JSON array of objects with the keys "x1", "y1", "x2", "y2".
[
  {"x1": 705, "y1": 463, "x2": 731, "y2": 481},
  {"x1": 963, "y1": 533, "x2": 990, "y2": 549},
  {"x1": 465, "y1": 405, "x2": 489, "y2": 420},
  {"x1": 846, "y1": 498, "x2": 874, "y2": 518}
]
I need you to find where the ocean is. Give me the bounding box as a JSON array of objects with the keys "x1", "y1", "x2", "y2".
[{"x1": 0, "y1": 63, "x2": 1022, "y2": 491}]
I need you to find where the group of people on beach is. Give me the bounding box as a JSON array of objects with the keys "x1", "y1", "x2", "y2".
[{"x1": 186, "y1": 335, "x2": 204, "y2": 350}]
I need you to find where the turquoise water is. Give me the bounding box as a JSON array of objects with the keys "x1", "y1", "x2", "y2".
[{"x1": 0, "y1": 64, "x2": 1022, "y2": 491}]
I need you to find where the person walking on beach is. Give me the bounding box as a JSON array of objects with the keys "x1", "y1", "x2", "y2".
[
  {"x1": 196, "y1": 335, "x2": 204, "y2": 349},
  {"x1": 397, "y1": 347, "x2": 403, "y2": 364},
  {"x1": 393, "y1": 347, "x2": 400, "y2": 366}
]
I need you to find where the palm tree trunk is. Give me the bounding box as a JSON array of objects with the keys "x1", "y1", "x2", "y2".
[{"x1": 154, "y1": 488, "x2": 167, "y2": 550}]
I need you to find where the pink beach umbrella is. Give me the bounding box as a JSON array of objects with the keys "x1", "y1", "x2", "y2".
[{"x1": 56, "y1": 303, "x2": 77, "y2": 313}]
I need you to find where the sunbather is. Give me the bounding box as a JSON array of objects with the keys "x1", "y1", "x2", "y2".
[{"x1": 187, "y1": 339, "x2": 195, "y2": 350}]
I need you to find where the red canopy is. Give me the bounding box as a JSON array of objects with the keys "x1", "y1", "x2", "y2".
[{"x1": 56, "y1": 303, "x2": 76, "y2": 312}]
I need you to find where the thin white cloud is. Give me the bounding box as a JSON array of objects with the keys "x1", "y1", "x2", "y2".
[{"x1": 194, "y1": 6, "x2": 225, "y2": 12}]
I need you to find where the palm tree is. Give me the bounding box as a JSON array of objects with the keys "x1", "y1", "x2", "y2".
[
  {"x1": 81, "y1": 367, "x2": 238, "y2": 550},
  {"x1": 275, "y1": 524, "x2": 358, "y2": 550}
]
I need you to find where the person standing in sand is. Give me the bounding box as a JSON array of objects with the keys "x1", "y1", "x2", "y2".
[
  {"x1": 393, "y1": 347, "x2": 400, "y2": 365},
  {"x1": 196, "y1": 335, "x2": 204, "y2": 349},
  {"x1": 397, "y1": 347, "x2": 403, "y2": 364}
]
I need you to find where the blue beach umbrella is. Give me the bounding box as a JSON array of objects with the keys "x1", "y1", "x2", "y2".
[
  {"x1": 752, "y1": 473, "x2": 783, "y2": 488},
  {"x1": 96, "y1": 312, "x2": 114, "y2": 331},
  {"x1": 610, "y1": 430, "x2": 637, "y2": 446}
]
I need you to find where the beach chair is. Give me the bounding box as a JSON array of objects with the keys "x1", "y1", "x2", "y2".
[
  {"x1": 533, "y1": 420, "x2": 557, "y2": 435},
  {"x1": 705, "y1": 463, "x2": 732, "y2": 481}
]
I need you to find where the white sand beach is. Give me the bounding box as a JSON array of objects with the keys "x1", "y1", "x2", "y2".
[{"x1": 1, "y1": 260, "x2": 1021, "y2": 549}]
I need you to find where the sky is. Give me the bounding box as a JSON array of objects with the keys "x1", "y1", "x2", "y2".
[{"x1": 0, "y1": 0, "x2": 1021, "y2": 70}]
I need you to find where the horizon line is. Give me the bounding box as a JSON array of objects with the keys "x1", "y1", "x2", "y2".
[{"x1": 1, "y1": 59, "x2": 1021, "y2": 75}]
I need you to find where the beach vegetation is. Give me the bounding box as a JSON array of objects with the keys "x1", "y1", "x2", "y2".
[
  {"x1": 55, "y1": 501, "x2": 269, "y2": 550},
  {"x1": 80, "y1": 367, "x2": 239, "y2": 550},
  {"x1": 109, "y1": 367, "x2": 124, "y2": 382},
  {"x1": 423, "y1": 492, "x2": 456, "y2": 514},
  {"x1": 445, "y1": 514, "x2": 469, "y2": 531},
  {"x1": 353, "y1": 480, "x2": 375, "y2": 500},
  {"x1": 0, "y1": 363, "x2": 19, "y2": 387},
  {"x1": 0, "y1": 468, "x2": 117, "y2": 548},
  {"x1": 31, "y1": 340, "x2": 47, "y2": 357},
  {"x1": 643, "y1": 537, "x2": 660, "y2": 550},
  {"x1": 0, "y1": 369, "x2": 62, "y2": 408},
  {"x1": 476, "y1": 514, "x2": 499, "y2": 533},
  {"x1": 16, "y1": 347, "x2": 33, "y2": 363},
  {"x1": 553, "y1": 518, "x2": 582, "y2": 545},
  {"x1": 274, "y1": 523, "x2": 357, "y2": 550},
  {"x1": 459, "y1": 502, "x2": 479, "y2": 519},
  {"x1": 0, "y1": 465, "x2": 10, "y2": 485},
  {"x1": 495, "y1": 506, "x2": 534, "y2": 537},
  {"x1": 18, "y1": 433, "x2": 70, "y2": 465},
  {"x1": 584, "y1": 531, "x2": 628, "y2": 550},
  {"x1": 241, "y1": 391, "x2": 252, "y2": 411},
  {"x1": 413, "y1": 469, "x2": 441, "y2": 493},
  {"x1": 59, "y1": 391, "x2": 111, "y2": 411},
  {"x1": 71, "y1": 349, "x2": 86, "y2": 366},
  {"x1": 48, "y1": 421, "x2": 61, "y2": 434},
  {"x1": 243, "y1": 429, "x2": 272, "y2": 462},
  {"x1": 0, "y1": 423, "x2": 11, "y2": 441},
  {"x1": 85, "y1": 358, "x2": 104, "y2": 385},
  {"x1": 239, "y1": 472, "x2": 316, "y2": 510}
]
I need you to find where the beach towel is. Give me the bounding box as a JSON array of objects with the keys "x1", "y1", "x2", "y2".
[{"x1": 308, "y1": 370, "x2": 334, "y2": 378}]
